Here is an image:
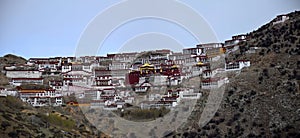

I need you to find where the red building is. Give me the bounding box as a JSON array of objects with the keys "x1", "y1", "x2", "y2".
[{"x1": 126, "y1": 71, "x2": 140, "y2": 85}]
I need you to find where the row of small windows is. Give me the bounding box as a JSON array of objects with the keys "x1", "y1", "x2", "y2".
[
  {"x1": 182, "y1": 94, "x2": 198, "y2": 97},
  {"x1": 202, "y1": 82, "x2": 218, "y2": 86},
  {"x1": 225, "y1": 64, "x2": 240, "y2": 70},
  {"x1": 96, "y1": 81, "x2": 111, "y2": 86}
]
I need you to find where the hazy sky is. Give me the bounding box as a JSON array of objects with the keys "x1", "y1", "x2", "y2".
[{"x1": 0, "y1": 0, "x2": 299, "y2": 59}]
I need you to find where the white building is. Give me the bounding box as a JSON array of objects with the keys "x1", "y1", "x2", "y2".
[
  {"x1": 202, "y1": 68, "x2": 224, "y2": 78},
  {"x1": 109, "y1": 61, "x2": 130, "y2": 70},
  {"x1": 49, "y1": 80, "x2": 63, "y2": 91},
  {"x1": 0, "y1": 87, "x2": 7, "y2": 97},
  {"x1": 225, "y1": 60, "x2": 250, "y2": 71},
  {"x1": 183, "y1": 47, "x2": 204, "y2": 56},
  {"x1": 0, "y1": 88, "x2": 17, "y2": 97},
  {"x1": 19, "y1": 89, "x2": 63, "y2": 107},
  {"x1": 90, "y1": 88, "x2": 125, "y2": 110},
  {"x1": 179, "y1": 92, "x2": 201, "y2": 99},
  {"x1": 62, "y1": 70, "x2": 92, "y2": 86},
  {"x1": 273, "y1": 14, "x2": 289, "y2": 25},
  {"x1": 140, "y1": 101, "x2": 174, "y2": 109},
  {"x1": 197, "y1": 43, "x2": 224, "y2": 50},
  {"x1": 10, "y1": 78, "x2": 43, "y2": 86},
  {"x1": 61, "y1": 63, "x2": 72, "y2": 73},
  {"x1": 94, "y1": 75, "x2": 112, "y2": 86},
  {"x1": 224, "y1": 34, "x2": 248, "y2": 53},
  {"x1": 112, "y1": 52, "x2": 138, "y2": 63},
  {"x1": 134, "y1": 86, "x2": 150, "y2": 93},
  {"x1": 201, "y1": 77, "x2": 228, "y2": 89},
  {"x1": 173, "y1": 88, "x2": 202, "y2": 99},
  {"x1": 6, "y1": 70, "x2": 42, "y2": 78}
]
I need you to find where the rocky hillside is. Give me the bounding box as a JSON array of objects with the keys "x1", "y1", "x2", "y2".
[
  {"x1": 172, "y1": 11, "x2": 300, "y2": 137},
  {"x1": 0, "y1": 73, "x2": 9, "y2": 86},
  {"x1": 0, "y1": 96, "x2": 108, "y2": 138}
]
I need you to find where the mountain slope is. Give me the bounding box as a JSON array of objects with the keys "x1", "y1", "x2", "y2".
[
  {"x1": 173, "y1": 11, "x2": 300, "y2": 138},
  {"x1": 0, "y1": 96, "x2": 107, "y2": 137}
]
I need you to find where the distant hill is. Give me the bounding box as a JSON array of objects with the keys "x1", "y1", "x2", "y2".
[
  {"x1": 0, "y1": 54, "x2": 27, "y2": 66},
  {"x1": 173, "y1": 11, "x2": 300, "y2": 137}
]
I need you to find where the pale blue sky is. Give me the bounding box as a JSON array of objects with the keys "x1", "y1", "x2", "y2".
[{"x1": 0, "y1": 0, "x2": 299, "y2": 59}]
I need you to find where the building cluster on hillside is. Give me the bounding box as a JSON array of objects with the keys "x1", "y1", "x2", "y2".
[{"x1": 1, "y1": 33, "x2": 253, "y2": 109}]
